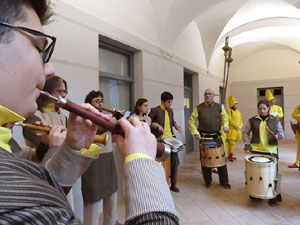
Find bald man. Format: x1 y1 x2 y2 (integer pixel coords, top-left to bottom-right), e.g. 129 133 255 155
189 89 231 189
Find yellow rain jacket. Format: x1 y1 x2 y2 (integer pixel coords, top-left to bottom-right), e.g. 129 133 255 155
292 105 300 141
226 96 243 141
265 89 283 119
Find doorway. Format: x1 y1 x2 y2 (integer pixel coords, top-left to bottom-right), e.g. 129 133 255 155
257 87 284 129
184 72 194 153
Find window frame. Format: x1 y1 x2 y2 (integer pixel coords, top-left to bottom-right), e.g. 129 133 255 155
98 41 134 110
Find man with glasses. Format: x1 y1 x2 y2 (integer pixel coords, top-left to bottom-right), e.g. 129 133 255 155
0 1 178 224
0 0 110 223
189 88 231 189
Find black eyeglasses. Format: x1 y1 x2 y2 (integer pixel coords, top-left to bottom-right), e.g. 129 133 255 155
0 21 56 63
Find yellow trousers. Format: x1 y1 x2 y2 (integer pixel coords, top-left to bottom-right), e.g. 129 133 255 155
228 139 236 155
296 140 300 167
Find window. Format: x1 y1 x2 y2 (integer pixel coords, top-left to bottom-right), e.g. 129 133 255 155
99 41 134 111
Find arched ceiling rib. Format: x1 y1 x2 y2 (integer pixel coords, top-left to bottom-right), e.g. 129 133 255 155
158 0 245 49
193 0 248 69
214 17 300 62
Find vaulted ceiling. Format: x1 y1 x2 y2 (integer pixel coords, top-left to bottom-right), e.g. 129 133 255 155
59 0 300 80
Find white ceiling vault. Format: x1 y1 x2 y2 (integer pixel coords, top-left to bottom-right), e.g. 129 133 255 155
60 0 300 81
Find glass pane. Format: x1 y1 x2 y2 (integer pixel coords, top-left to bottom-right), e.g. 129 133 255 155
99 78 130 112
184 74 192 88
99 48 129 77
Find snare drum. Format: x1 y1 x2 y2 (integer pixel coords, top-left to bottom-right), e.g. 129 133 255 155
200 140 226 168
245 154 277 199
163 137 183 153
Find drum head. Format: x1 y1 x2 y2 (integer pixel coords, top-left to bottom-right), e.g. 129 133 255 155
163 137 183 148
248 156 274 163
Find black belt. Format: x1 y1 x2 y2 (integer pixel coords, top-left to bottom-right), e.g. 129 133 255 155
199 132 220 139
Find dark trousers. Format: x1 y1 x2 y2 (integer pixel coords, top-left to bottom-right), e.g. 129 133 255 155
170 152 179 186
201 164 229 185
199 137 229 185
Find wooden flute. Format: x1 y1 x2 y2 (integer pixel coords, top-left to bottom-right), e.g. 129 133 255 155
16 123 108 146
40 91 170 161
100 107 115 114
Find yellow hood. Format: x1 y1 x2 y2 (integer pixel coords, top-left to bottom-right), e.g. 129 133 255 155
228 95 238 108
265 89 275 101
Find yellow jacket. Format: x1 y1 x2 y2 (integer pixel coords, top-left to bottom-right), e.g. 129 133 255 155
292 105 300 140
269 105 283 119
226 108 243 141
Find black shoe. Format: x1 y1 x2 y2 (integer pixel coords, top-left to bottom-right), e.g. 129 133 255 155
275 194 282 202
268 199 277 206
205 183 211 189
222 183 231 189
170 185 180 193
249 196 261 202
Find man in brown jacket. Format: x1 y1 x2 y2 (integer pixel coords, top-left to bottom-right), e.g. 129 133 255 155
189 89 231 189
149 91 182 192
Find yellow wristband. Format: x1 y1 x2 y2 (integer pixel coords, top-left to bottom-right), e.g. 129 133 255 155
124 153 153 165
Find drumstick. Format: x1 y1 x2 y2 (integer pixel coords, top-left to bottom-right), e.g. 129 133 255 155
15 122 108 146
266 126 277 139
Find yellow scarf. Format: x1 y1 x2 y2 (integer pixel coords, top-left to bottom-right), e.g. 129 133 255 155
160 104 172 139
43 103 56 112
0 105 25 152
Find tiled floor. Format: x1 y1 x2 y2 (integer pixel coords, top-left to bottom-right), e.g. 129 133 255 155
173 140 300 225
105 139 300 225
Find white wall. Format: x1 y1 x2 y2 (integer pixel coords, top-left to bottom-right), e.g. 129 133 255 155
230 48 300 82
140 51 187 160
62 0 161 45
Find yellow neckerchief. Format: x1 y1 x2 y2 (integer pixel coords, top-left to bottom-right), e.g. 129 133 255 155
251 115 277 154
43 103 57 112
139 112 145 116
0 105 25 153
160 104 172 139
204 101 214 107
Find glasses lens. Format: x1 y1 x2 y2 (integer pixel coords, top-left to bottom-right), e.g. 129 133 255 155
42 38 56 63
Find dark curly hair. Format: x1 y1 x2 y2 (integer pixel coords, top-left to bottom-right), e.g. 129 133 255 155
161 91 173 102
85 90 104 104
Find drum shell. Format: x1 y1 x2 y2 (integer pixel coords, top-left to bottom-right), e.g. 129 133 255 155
245 155 277 199
200 142 226 168
157 158 171 184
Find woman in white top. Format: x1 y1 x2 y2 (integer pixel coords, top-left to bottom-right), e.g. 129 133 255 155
131 98 151 126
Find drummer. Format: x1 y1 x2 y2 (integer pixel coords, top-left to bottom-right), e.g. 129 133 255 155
149 91 182 192
242 99 284 205
188 88 231 189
